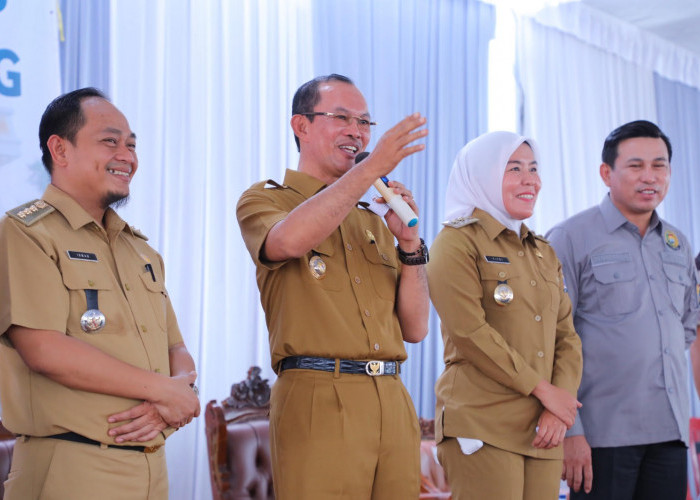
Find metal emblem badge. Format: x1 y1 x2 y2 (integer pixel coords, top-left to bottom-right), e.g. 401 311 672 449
534 248 543 259
365 361 384 376
308 255 327 279
493 281 514 306
80 309 106 332
365 229 376 244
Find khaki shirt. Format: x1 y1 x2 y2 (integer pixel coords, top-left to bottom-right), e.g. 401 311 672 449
236 169 406 370
427 209 582 458
0 185 182 446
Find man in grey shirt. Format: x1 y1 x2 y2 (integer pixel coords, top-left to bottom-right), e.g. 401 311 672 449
547 120 699 500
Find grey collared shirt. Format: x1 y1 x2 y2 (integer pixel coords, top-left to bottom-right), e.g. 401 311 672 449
547 194 699 447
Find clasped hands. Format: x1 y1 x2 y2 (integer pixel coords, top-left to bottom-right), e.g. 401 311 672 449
107 371 200 443
531 380 581 449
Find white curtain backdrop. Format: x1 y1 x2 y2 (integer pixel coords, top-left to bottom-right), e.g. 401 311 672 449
10 1 700 498
515 13 658 235
107 1 494 498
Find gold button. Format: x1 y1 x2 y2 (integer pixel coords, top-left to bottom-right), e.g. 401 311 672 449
534 315 541 322
537 351 544 358
364 309 371 317
381 253 388 261
498 271 506 278
87 280 95 287
355 276 361 284
141 325 148 332
530 280 536 286
374 343 380 351
518 251 524 257
346 243 353 251
125 283 130 291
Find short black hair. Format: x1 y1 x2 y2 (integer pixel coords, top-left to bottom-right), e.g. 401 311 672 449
39 87 108 174
291 74 354 151
601 120 672 168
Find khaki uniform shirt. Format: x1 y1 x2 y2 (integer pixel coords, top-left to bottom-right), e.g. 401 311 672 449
0 185 182 446
427 209 582 458
236 169 406 370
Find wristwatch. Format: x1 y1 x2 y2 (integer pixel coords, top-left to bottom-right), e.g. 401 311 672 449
397 238 429 266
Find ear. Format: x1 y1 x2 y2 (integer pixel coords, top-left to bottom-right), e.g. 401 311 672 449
290 114 310 145
599 162 612 187
47 135 69 169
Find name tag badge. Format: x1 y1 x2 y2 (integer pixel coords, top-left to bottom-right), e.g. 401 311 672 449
485 255 510 264
67 251 98 262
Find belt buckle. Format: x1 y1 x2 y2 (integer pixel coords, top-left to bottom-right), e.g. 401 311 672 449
143 445 162 454
365 360 385 376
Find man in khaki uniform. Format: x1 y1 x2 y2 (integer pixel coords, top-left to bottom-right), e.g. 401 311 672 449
237 74 430 499
0 88 200 500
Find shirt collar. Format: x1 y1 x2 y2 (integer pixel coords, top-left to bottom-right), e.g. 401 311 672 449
473 207 535 243
599 193 661 235
282 169 327 199
280 168 370 210
43 184 130 235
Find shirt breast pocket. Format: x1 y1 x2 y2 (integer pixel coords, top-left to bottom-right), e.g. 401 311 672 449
361 242 399 301
590 253 639 316
303 239 345 292
539 266 562 313
478 265 522 311
61 265 121 336
139 272 168 330
661 255 691 316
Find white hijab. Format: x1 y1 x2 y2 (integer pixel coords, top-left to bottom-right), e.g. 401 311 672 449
444 131 539 233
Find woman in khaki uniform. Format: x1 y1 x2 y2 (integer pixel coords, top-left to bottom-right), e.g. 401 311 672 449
427 131 583 499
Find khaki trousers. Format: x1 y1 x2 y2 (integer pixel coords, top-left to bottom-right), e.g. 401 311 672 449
4 436 168 500
437 437 561 500
270 369 420 499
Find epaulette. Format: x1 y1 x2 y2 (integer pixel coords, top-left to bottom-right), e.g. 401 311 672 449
442 216 479 228
130 226 149 241
6 199 55 226
264 179 286 189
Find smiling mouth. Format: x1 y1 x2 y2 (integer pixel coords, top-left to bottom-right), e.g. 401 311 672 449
339 145 358 154
517 194 535 200
107 168 131 178
639 188 657 194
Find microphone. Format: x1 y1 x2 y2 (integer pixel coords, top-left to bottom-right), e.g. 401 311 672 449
355 151 418 227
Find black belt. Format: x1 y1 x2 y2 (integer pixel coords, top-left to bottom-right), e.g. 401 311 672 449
280 356 400 376
44 431 162 453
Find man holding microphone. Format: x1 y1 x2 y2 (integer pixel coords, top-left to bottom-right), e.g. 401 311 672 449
237 74 429 499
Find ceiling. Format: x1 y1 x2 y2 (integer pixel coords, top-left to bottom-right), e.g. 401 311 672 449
581 0 700 56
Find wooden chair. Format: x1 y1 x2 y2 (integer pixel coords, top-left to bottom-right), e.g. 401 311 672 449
204 367 451 499
0 420 15 500
205 367 273 500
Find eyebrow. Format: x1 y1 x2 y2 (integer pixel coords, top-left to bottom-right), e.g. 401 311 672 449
625 156 667 162
333 106 371 119
103 127 137 140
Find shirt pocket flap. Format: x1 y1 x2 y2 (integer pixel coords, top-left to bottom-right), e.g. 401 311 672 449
311 238 335 257
478 264 520 281
139 271 167 294
361 243 398 268
591 253 634 284
661 256 691 286
61 265 113 291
